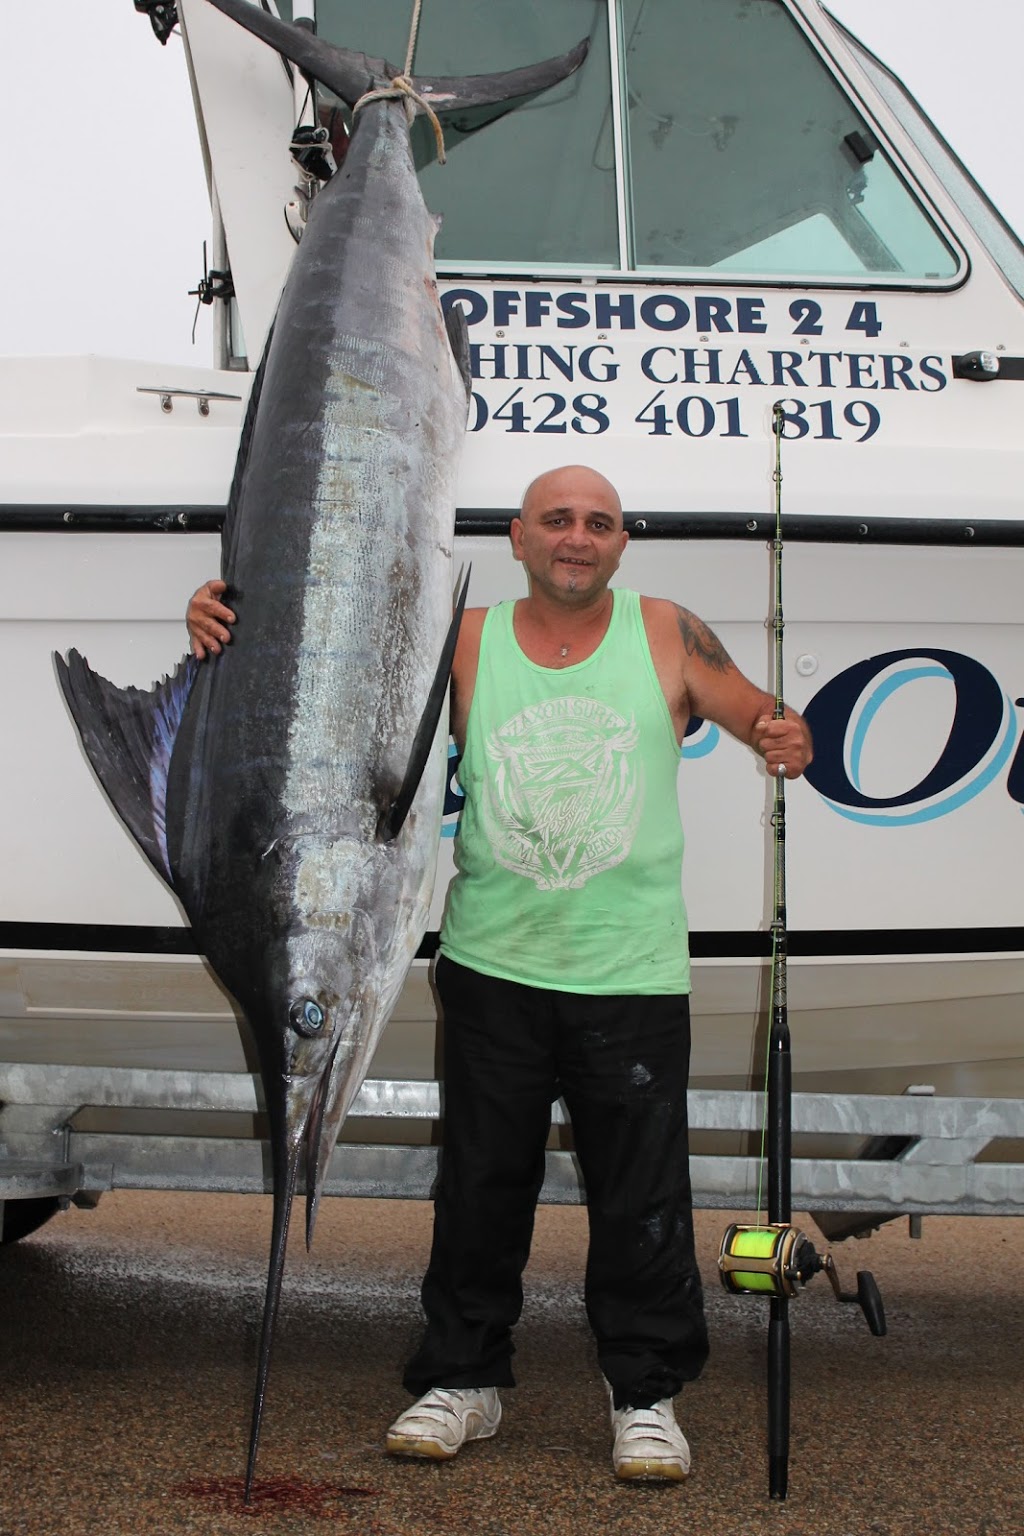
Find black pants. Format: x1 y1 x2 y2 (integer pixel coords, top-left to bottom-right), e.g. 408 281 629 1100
403 956 709 1409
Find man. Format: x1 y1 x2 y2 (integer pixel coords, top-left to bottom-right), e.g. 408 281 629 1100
187 463 812 1483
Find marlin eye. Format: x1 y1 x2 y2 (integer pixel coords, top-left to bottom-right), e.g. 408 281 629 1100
290 998 325 1037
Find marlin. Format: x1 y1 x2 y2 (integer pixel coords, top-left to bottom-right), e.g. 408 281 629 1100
55 1 586 1496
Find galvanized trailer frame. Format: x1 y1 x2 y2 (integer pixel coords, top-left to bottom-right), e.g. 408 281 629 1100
2 1063 1021 1230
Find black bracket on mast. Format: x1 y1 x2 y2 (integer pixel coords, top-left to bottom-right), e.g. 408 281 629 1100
188 243 235 344
133 1 179 46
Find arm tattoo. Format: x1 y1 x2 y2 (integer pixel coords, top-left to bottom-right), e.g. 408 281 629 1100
674 605 733 673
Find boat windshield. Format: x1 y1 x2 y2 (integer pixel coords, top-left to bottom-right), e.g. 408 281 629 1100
833 15 1024 304
303 0 959 284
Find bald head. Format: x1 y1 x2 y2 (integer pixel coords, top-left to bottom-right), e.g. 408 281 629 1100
520 465 623 528
510 464 628 603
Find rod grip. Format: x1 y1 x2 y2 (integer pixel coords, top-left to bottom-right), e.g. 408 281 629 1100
768 1296 790 1500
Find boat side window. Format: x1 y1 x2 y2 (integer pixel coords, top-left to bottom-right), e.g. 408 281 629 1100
309 0 958 283
621 0 957 280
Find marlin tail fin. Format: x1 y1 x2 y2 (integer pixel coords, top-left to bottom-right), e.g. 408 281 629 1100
204 0 587 123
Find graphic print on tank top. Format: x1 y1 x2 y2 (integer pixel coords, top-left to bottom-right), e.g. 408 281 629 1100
482 694 645 891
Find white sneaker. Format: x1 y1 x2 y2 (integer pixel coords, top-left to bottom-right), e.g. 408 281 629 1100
386 1387 502 1460
610 1396 691 1482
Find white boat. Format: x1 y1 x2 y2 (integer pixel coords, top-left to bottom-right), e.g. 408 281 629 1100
2 0 1022 1230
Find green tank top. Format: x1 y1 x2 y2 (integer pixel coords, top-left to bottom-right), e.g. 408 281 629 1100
440 589 690 994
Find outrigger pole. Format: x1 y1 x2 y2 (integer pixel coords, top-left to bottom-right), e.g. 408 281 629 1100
718 405 887 1501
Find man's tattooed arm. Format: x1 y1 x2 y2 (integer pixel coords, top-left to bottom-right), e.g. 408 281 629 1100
673 605 733 673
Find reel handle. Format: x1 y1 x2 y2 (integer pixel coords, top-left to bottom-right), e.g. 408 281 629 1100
857 1272 887 1337
816 1253 890 1339
821 1255 887 1337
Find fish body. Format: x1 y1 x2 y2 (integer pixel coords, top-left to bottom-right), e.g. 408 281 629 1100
172 92 464 1189
55 2 587 1493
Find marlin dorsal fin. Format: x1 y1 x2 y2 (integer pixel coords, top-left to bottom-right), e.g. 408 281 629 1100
54 649 199 885
378 566 471 843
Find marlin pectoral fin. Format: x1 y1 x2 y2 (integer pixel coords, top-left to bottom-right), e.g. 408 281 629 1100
303 1039 341 1250
378 566 471 843
444 302 472 400
55 649 199 885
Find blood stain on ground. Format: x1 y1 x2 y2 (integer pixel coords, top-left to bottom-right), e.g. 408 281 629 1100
177 1475 382 1520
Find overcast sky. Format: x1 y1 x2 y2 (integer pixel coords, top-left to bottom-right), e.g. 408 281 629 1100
0 1 1021 367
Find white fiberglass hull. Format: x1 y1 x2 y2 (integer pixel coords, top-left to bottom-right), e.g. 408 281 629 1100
2 353 1023 1105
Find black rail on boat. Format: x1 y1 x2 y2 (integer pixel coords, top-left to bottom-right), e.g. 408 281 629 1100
4 505 1024 545
1 922 1022 958
0 507 226 532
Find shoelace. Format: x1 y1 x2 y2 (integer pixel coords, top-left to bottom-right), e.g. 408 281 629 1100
614 1406 680 1446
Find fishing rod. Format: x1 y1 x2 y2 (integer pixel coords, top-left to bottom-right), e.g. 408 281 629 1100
718 403 887 1501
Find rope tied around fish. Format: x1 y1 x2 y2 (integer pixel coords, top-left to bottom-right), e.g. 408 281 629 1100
352 76 447 164
351 0 445 164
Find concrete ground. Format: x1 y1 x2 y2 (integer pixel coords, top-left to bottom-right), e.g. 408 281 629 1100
1 1192 1021 1536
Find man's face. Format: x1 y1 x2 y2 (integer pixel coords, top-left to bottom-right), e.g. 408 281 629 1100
510 468 628 604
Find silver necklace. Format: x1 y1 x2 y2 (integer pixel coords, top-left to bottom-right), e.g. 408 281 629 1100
560 644 570 658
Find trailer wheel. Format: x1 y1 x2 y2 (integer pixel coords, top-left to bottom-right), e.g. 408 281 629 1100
1 1196 61 1245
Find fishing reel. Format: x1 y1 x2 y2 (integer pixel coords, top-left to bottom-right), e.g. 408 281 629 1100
719 1222 887 1336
